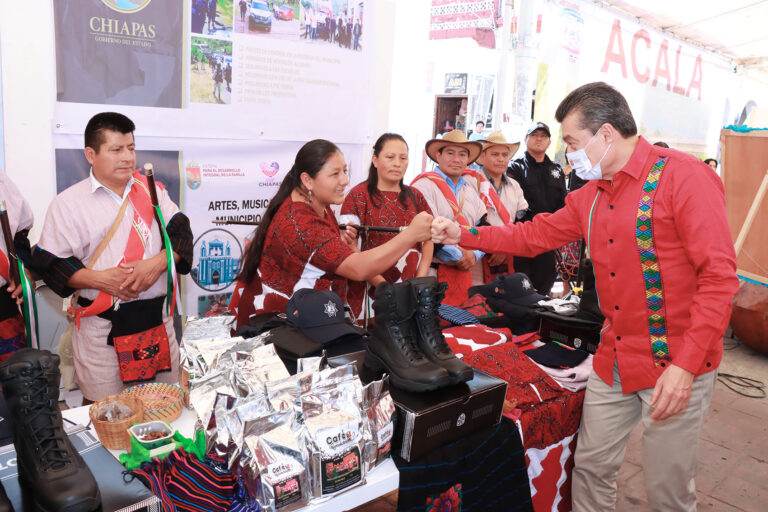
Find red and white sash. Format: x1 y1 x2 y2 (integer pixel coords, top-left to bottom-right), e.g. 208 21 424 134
411 171 474 306
73 172 167 326
463 169 511 224
462 169 514 282
0 250 8 282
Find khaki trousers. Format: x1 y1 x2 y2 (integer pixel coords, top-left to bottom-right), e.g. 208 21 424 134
572 363 716 512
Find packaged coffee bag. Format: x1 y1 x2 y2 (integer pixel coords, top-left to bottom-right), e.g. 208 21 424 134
300 370 366 500
361 376 396 470
243 410 310 512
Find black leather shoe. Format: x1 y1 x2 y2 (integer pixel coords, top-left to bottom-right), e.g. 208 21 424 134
410 277 474 385
365 281 451 392
0 349 101 512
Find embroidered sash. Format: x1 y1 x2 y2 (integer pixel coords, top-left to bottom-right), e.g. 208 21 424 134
74 171 166 326
462 169 511 224
462 169 514 281
0 250 8 281
636 156 671 366
411 172 473 305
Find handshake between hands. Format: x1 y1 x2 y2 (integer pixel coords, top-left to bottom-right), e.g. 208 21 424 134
402 214 463 245
430 216 462 245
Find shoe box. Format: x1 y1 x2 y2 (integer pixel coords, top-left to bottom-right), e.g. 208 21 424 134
339 352 508 463
538 314 602 355
390 369 507 461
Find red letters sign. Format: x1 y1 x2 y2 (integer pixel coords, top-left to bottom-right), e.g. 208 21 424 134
600 19 703 101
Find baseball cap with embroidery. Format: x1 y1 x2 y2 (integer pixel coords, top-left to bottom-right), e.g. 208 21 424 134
469 273 548 306
286 289 360 344
526 122 551 138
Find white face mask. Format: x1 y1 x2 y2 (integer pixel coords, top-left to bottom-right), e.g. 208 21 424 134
566 132 611 180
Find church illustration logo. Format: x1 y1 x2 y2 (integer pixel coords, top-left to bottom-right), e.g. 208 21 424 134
101 0 153 14
190 229 243 292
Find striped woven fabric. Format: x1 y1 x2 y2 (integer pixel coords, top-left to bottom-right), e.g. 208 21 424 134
132 449 236 512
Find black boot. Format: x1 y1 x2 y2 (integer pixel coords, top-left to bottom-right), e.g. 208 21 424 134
410 277 474 385
0 480 13 512
0 349 101 512
365 282 451 392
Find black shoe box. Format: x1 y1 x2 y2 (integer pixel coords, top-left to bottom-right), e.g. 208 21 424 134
538 313 602 354
328 353 508 462
390 369 507 461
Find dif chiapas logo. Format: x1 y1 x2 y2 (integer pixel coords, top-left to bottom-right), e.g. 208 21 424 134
101 0 152 13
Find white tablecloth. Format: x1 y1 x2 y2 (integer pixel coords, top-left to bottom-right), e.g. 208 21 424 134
62 406 399 512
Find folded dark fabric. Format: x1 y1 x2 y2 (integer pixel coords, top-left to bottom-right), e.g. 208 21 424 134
438 304 479 326
394 419 532 512
524 342 589 369
485 297 539 335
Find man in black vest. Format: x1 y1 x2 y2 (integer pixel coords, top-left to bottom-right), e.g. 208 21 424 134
507 122 567 296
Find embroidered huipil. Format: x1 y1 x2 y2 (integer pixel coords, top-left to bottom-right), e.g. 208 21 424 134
339 183 432 320
459 137 739 392
230 197 354 328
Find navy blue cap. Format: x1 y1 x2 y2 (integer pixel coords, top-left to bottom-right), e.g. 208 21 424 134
469 273 547 306
286 289 359 344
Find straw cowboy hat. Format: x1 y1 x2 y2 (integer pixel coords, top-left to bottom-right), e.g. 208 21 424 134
480 131 521 154
425 130 483 164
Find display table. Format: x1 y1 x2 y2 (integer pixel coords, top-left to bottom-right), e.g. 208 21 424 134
462 338 585 512
63 405 400 512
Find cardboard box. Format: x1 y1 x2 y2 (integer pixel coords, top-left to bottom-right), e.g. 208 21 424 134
388 369 507 462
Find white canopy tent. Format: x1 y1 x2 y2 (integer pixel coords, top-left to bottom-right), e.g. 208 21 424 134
603 1 768 78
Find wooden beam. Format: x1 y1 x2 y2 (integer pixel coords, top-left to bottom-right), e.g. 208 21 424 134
737 269 768 285
734 170 768 256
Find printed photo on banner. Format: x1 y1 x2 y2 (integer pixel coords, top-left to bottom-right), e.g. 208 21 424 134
300 0 364 51
54 148 182 204
53 0 183 108
191 0 234 39
197 292 234 317
234 0 300 40
190 37 233 104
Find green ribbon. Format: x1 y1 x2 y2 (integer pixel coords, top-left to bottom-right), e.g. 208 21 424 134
153 205 175 315
16 259 39 348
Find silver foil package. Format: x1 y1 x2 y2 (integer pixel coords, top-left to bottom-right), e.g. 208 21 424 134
361 376 396 470
266 372 313 414
183 315 235 340
189 370 236 429
300 369 367 500
224 392 274 469
245 344 291 386
295 352 327 374
243 410 310 512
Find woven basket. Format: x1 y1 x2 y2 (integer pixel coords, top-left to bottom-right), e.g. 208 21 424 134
181 368 190 407
89 395 144 450
120 382 184 423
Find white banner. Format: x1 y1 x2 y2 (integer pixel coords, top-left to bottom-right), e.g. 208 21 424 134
53 0 373 144
534 0 734 152
182 140 364 316
51 0 374 317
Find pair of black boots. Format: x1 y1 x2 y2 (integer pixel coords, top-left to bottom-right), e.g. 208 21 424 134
365 277 473 392
0 349 101 512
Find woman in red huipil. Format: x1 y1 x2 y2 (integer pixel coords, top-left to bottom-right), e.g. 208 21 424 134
229 139 432 330
340 133 434 321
